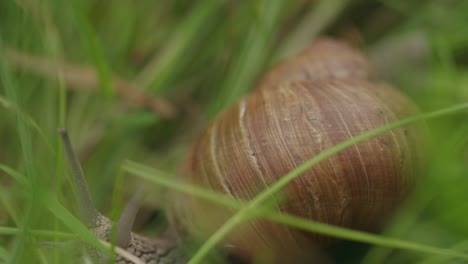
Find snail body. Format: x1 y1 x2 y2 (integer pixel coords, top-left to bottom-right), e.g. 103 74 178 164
175 38 426 262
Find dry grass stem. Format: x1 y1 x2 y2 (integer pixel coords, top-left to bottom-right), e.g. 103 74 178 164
4 48 177 118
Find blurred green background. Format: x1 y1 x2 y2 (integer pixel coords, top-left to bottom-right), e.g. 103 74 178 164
0 0 467 263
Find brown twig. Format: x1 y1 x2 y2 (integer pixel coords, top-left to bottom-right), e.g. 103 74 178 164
4 48 177 118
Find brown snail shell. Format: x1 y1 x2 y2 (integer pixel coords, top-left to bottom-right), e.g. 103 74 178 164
174 39 426 263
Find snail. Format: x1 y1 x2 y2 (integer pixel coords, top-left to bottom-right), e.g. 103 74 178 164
175 38 426 262
59 38 426 263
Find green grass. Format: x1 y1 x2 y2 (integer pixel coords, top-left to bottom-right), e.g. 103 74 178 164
0 0 468 263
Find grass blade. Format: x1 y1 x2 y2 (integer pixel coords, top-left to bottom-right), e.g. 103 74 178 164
135 0 222 92
275 0 350 61
69 0 112 97
0 226 74 239
0 34 38 263
207 0 285 118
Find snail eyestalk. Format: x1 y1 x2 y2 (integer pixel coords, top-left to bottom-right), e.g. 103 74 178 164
57 127 100 227
57 128 182 263
116 187 147 247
